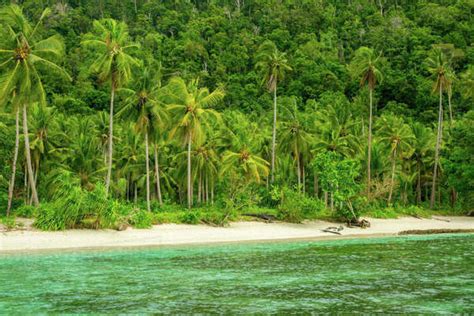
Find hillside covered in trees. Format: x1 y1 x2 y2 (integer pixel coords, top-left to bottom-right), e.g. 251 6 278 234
0 0 473 229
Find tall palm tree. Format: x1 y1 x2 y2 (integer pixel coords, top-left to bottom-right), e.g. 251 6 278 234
30 104 59 189
425 48 450 208
4 106 20 215
117 65 167 211
255 40 292 183
376 114 415 204
164 77 224 209
348 47 383 200
81 18 139 196
0 5 70 207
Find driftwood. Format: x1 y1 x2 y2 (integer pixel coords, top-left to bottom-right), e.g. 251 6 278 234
242 213 276 222
321 229 342 235
399 229 474 235
347 218 371 228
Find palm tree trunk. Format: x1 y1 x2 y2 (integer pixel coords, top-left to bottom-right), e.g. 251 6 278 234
205 175 209 204
6 109 20 216
153 144 163 206
187 132 193 209
302 163 306 194
24 164 28 204
134 183 138 204
22 104 39 206
450 187 457 208
211 184 214 205
388 148 397 205
430 84 443 209
330 192 334 211
270 81 277 183
296 152 301 191
144 131 151 212
198 171 202 204
416 161 422 204
105 84 115 196
367 88 373 200
314 173 319 198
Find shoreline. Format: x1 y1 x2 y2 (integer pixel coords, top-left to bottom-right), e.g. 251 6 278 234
1 216 473 254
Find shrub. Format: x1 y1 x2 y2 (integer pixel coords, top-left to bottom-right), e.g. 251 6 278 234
34 172 115 230
13 205 37 218
129 208 153 229
277 187 326 223
180 211 201 224
1 216 17 230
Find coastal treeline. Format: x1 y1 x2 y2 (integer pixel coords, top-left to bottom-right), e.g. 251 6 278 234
0 0 473 229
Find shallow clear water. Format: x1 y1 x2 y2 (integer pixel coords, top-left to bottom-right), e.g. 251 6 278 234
1 234 473 314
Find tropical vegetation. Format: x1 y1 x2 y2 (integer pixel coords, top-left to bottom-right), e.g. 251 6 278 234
0 0 473 230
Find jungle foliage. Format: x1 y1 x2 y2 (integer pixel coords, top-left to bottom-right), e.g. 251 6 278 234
0 0 473 229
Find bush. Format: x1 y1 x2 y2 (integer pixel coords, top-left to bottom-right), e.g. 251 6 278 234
277 187 326 223
128 208 153 229
1 216 17 230
13 205 37 218
180 211 201 224
34 172 115 230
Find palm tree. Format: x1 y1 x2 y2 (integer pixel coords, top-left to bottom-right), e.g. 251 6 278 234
220 149 269 184
411 122 434 204
57 116 104 190
376 114 415 204
255 40 292 183
117 65 167 211
192 143 219 205
313 102 360 158
348 47 383 200
425 48 451 208
460 66 474 100
164 77 224 209
81 18 139 196
0 5 70 207
30 104 59 190
279 101 312 191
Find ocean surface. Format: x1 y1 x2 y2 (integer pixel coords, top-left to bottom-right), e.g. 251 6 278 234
1 234 473 314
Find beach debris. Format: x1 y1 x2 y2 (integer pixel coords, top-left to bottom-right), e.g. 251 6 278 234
347 218 371 228
242 213 276 222
321 225 344 235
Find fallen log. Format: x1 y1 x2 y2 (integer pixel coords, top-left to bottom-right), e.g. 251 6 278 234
242 213 276 222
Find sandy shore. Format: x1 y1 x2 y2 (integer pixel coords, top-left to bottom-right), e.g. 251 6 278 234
1 216 473 253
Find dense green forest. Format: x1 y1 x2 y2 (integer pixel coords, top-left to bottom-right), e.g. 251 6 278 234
0 0 473 230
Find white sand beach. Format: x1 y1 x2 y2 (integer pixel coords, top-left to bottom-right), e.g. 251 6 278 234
1 216 473 253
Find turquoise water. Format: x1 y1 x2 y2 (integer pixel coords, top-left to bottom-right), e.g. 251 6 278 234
1 234 473 314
